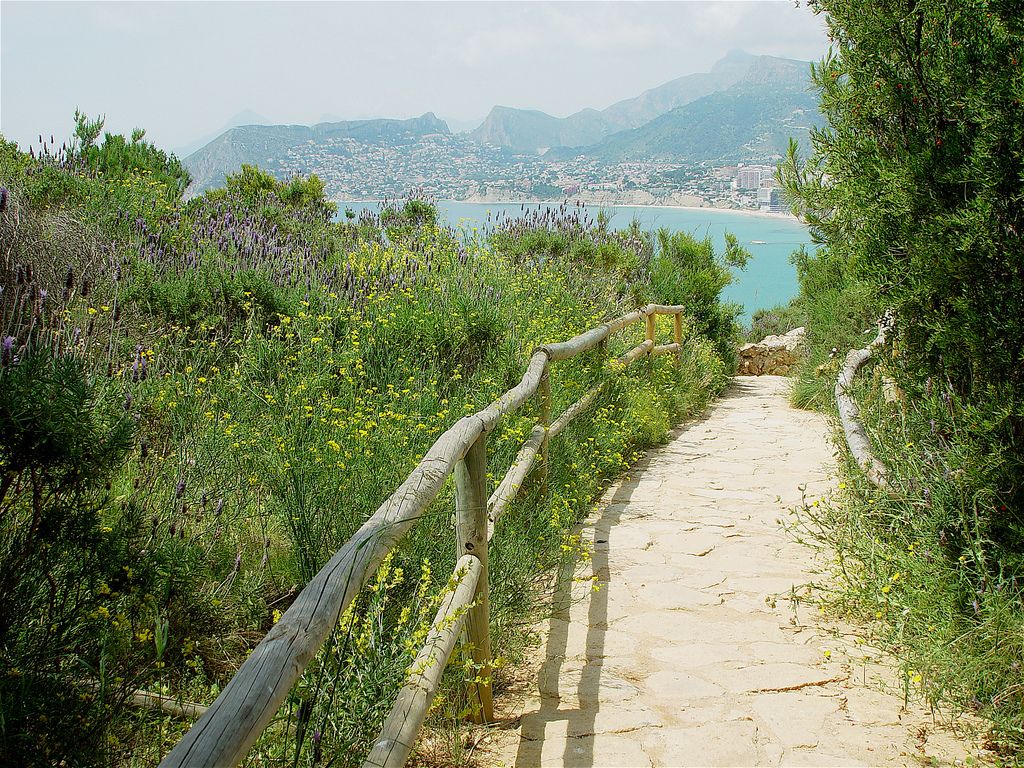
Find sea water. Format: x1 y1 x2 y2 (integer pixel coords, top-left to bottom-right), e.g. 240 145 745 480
336 200 814 320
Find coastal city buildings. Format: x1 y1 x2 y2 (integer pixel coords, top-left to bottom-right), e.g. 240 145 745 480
276 132 787 211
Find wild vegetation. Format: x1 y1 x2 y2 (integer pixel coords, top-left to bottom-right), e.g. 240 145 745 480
0 112 743 766
760 0 1024 756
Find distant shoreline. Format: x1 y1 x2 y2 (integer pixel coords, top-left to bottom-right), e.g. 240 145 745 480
333 196 799 222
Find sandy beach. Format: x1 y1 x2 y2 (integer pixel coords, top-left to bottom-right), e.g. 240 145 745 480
331 195 799 222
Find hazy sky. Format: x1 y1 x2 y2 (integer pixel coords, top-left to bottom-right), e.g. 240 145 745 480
1 1 830 156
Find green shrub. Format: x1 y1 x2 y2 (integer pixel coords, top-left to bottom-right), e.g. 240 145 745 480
0 346 137 764
649 228 748 370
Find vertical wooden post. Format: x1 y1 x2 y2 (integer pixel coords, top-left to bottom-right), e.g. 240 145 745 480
673 311 683 369
539 364 551 498
454 434 493 723
646 312 656 380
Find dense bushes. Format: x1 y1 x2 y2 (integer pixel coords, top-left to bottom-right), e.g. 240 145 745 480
649 228 748 369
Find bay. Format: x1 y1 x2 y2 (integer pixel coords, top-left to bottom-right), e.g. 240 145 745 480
336 200 814 320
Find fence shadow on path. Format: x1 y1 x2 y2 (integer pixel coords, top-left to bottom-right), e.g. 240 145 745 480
506 383 752 767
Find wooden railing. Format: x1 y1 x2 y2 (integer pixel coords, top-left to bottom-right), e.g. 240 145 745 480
835 313 893 491
159 303 686 768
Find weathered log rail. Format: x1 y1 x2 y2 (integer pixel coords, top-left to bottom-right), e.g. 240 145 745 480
835 314 893 490
159 303 687 768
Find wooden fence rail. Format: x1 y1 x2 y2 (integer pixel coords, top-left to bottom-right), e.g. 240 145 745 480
835 314 893 490
159 303 686 768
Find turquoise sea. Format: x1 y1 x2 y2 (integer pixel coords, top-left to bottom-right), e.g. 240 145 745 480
336 200 814 320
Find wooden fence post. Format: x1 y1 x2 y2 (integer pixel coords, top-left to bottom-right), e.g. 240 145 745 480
539 364 551 498
454 434 493 723
646 312 656 380
673 311 683 368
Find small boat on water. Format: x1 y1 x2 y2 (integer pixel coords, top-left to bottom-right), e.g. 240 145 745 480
749 240 767 244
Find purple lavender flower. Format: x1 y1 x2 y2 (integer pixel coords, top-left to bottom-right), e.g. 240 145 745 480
1 336 15 366
215 498 224 516
175 478 186 499
0 188 7 213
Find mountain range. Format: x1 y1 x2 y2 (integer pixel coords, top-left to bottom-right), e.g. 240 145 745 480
467 48 759 153
553 55 820 164
181 50 822 196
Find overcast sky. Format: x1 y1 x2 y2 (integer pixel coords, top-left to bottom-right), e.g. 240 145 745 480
1 1 830 157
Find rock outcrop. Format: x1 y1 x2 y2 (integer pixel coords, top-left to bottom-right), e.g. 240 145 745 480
737 327 806 376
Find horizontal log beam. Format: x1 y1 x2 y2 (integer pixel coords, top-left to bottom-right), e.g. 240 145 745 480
835 321 891 490
550 383 601 439
488 424 546 536
539 304 685 361
618 339 655 367
652 343 681 357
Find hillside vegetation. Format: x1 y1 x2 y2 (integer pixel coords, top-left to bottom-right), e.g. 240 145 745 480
764 0 1024 755
0 115 743 766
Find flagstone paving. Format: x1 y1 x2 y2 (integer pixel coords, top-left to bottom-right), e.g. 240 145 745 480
480 376 987 768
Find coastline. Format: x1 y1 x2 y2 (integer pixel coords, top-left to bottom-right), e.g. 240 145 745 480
332 195 799 222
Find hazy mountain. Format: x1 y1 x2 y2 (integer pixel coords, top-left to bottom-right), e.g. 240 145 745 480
172 109 271 159
181 51 820 198
183 112 450 195
600 49 757 129
468 49 757 153
468 106 612 153
548 55 821 164
442 115 487 134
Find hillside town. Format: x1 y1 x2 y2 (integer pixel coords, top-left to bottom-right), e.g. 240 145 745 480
277 131 788 211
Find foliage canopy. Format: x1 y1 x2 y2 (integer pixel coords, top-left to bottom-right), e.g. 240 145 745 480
780 0 1024 396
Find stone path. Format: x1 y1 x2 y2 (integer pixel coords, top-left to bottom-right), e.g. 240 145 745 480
481 376 984 768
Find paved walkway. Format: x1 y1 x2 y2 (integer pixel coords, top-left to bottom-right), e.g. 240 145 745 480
482 376 982 768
